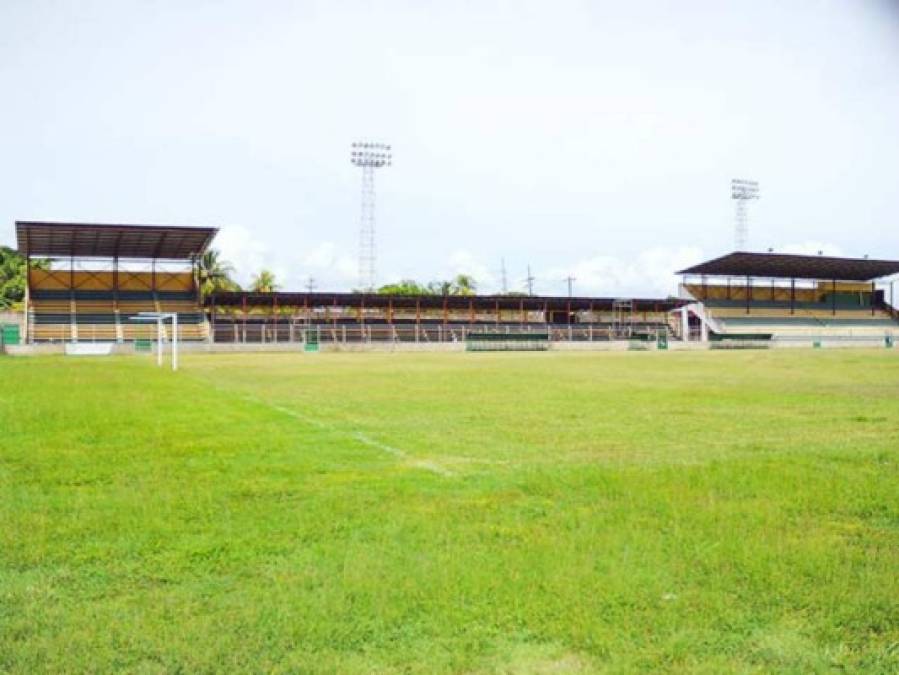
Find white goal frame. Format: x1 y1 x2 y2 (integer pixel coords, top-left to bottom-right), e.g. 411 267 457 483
129 312 179 371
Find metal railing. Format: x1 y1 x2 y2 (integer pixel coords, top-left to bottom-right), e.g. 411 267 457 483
210 322 671 345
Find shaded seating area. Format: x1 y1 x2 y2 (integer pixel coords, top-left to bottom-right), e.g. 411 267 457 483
206 291 686 344
678 251 899 340
18 222 217 344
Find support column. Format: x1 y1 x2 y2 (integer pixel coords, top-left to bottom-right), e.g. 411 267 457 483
272 295 278 343
790 278 795 315
872 281 876 316
241 294 247 343
745 276 751 314
23 251 30 343
832 279 836 316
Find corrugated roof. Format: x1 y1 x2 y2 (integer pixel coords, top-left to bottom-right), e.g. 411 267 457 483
678 251 899 281
16 221 218 259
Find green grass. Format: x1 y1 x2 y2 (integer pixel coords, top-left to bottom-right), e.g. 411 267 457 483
1 350 898 673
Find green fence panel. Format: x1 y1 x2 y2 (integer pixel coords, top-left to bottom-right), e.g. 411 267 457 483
465 332 550 352
1 324 20 346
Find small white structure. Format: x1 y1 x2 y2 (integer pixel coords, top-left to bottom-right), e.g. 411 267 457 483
65 343 114 356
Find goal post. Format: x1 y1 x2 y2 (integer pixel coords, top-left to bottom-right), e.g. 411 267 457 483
129 312 179 371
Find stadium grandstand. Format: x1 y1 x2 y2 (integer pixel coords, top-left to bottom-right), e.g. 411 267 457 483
678 251 899 343
17 221 216 344
207 292 686 344
13 221 899 349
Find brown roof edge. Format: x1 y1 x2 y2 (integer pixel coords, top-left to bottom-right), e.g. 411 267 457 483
15 221 219 260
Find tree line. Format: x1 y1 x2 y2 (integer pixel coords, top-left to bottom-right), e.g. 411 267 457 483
201 251 482 296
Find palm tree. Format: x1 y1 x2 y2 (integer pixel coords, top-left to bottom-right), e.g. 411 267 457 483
198 249 239 297
250 269 279 293
428 280 454 296
452 274 477 296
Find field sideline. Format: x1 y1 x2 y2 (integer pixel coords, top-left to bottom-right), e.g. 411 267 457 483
2 350 898 672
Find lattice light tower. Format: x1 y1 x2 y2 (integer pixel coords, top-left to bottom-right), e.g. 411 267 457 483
351 142 392 291
731 178 760 250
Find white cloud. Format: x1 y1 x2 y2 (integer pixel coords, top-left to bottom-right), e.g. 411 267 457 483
215 225 268 287
300 242 356 288
546 246 704 298
215 232 359 291
447 249 496 290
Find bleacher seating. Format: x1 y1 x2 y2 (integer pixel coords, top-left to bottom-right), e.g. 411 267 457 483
683 282 899 339
28 270 208 343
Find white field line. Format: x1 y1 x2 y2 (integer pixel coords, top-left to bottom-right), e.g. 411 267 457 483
241 394 454 477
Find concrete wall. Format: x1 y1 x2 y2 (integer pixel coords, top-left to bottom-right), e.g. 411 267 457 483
0 311 23 327
4 338 896 356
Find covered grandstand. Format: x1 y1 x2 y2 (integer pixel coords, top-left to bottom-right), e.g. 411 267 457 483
207 291 687 344
17 221 216 344
14 221 899 349
678 251 899 342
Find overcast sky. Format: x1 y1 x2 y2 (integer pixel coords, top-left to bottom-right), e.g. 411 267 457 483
1 0 897 296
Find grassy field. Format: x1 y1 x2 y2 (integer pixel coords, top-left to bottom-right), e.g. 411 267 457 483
1 350 898 673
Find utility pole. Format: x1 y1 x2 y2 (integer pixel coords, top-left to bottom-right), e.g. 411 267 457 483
564 275 576 297
525 264 536 296
305 276 317 293
500 258 508 294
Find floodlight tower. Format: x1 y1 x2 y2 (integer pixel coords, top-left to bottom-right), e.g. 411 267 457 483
731 178 760 250
351 142 392 291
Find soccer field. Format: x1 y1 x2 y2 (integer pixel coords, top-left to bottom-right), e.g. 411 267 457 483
2 350 898 673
